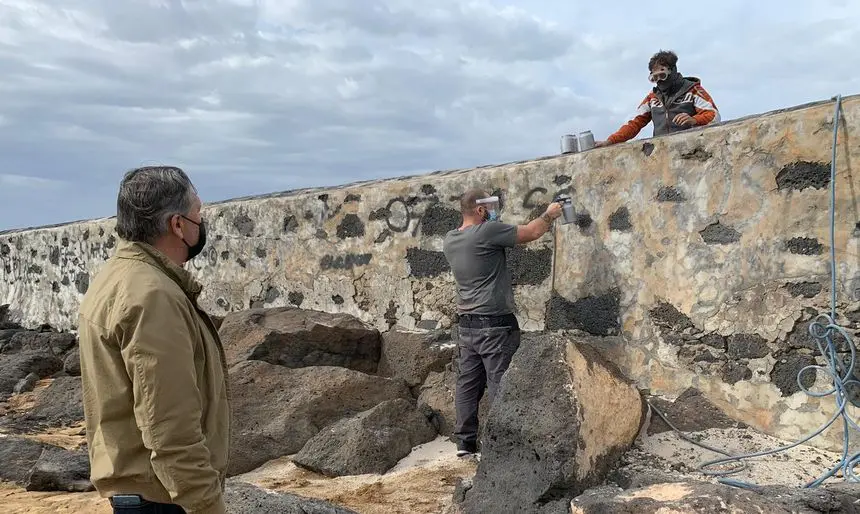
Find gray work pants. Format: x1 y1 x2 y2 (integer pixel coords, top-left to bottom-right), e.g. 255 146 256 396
453 322 521 446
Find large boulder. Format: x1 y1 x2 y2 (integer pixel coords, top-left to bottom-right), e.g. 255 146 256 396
0 351 64 395
461 332 644 514
0 436 49 484
219 307 381 373
379 328 455 388
570 481 860 514
63 347 81 376
0 436 92 492
0 328 24 350
293 398 437 477
13 372 39 394
5 376 84 431
416 364 488 437
227 360 411 475
25 444 94 492
225 481 357 513
2 330 77 356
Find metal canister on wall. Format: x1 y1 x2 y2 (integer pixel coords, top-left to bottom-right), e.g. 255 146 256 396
578 130 595 151
560 134 579 154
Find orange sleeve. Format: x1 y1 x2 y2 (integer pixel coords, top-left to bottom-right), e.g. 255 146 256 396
607 93 653 144
690 85 719 126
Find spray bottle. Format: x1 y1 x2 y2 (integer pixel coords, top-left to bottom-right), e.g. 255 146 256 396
553 193 575 225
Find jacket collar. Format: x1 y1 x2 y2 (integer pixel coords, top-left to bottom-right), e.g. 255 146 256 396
653 75 696 104
115 239 203 300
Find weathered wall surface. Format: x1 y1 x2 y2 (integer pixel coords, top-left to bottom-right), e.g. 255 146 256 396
1 95 859 451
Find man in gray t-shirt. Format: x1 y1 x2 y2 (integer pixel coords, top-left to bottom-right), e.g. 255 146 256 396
443 221 517 317
442 188 562 456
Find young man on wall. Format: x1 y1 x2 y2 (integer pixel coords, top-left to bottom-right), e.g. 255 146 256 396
596 49 720 147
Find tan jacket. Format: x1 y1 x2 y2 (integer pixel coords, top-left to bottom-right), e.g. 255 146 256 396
78 240 231 514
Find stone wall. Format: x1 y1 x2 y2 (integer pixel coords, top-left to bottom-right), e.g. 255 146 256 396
2 95 859 451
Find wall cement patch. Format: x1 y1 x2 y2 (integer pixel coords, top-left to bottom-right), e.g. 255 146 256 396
3 95 860 452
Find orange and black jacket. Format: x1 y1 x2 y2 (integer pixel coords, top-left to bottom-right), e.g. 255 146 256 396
607 76 720 144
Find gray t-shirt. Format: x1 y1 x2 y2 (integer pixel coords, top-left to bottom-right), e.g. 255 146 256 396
442 221 518 316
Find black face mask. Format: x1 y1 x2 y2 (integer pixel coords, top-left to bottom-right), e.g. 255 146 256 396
180 216 207 262
656 71 681 93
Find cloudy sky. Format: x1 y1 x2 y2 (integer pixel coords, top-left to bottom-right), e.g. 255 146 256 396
0 0 858 231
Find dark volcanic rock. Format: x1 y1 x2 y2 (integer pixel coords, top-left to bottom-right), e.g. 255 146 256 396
227 360 411 476
650 302 695 332
570 480 860 514
771 352 817 396
63 348 81 376
699 221 742 244
416 364 489 437
785 281 822 299
293 398 437 477
225 481 357 514
7 376 84 431
219 307 382 373
545 291 621 335
0 351 64 395
417 367 456 436
13 372 39 394
26 445 94 492
0 328 24 350
646 388 747 435
379 328 455 388
721 361 753 385
0 436 49 485
726 333 770 359
4 331 77 356
461 332 644 513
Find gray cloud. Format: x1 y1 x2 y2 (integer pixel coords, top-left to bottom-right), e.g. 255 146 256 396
0 0 858 230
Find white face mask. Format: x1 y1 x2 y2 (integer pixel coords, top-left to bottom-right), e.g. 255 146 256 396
476 196 500 221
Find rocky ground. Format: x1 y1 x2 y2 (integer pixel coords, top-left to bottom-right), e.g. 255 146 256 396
0 437 477 514
2 305 860 513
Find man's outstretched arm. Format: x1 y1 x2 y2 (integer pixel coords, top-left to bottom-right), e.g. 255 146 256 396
516 202 563 244
600 94 653 146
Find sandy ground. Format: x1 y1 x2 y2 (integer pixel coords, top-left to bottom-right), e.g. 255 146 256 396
0 436 476 514
0 420 851 513
0 482 109 514
235 436 477 514
0 379 51 416
0 377 87 451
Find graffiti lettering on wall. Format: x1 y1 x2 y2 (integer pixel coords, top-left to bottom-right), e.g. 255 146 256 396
367 193 460 239
320 253 373 270
522 185 574 209
377 198 411 233
522 187 548 209
187 247 220 271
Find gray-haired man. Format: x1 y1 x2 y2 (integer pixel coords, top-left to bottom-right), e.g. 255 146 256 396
443 188 562 456
78 166 230 513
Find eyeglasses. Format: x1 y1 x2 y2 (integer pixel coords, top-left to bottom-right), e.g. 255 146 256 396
649 70 669 83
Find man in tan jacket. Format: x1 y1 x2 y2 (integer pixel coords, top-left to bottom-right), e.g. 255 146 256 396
78 166 230 514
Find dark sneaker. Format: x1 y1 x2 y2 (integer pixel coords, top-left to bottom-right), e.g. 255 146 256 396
456 441 478 457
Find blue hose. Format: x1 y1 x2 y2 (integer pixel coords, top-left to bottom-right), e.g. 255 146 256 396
647 95 858 489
